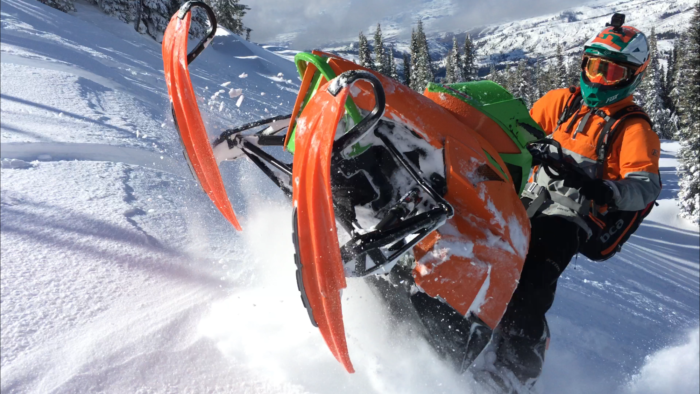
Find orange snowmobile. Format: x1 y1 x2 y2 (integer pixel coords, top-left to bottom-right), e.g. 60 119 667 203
163 2 548 374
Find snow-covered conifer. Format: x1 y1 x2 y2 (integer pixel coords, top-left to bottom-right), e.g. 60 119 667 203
640 28 675 139
38 0 75 12
445 47 455 83
418 21 434 75
359 31 374 70
555 43 566 88
411 21 434 92
676 1 700 223
207 0 249 35
450 37 463 82
106 0 207 41
533 58 544 100
374 24 389 75
515 59 535 107
462 34 477 81
409 29 419 90
505 65 518 94
665 41 680 114
565 56 580 88
389 48 399 80
488 63 497 82
403 52 411 85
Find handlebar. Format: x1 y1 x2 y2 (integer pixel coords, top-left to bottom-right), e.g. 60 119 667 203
526 139 589 186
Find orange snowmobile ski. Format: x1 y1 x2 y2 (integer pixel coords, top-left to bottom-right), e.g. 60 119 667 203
162 2 241 231
162 1 544 374
290 76 366 373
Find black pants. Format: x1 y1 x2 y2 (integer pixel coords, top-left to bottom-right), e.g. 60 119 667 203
495 215 585 383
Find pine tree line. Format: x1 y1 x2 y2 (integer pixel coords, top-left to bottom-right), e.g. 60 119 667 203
357 21 479 93
357 24 406 84
487 43 580 108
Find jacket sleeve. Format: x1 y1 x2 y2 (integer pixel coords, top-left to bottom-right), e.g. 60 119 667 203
529 88 573 135
605 118 661 211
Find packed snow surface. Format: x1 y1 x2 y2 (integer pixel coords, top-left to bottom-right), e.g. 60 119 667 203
1 1 698 393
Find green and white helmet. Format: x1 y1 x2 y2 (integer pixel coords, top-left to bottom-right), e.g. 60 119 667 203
580 15 650 108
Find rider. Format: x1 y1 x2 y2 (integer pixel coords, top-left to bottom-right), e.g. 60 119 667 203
489 15 661 389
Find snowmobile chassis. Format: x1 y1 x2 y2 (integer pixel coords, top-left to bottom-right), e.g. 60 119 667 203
163 1 540 374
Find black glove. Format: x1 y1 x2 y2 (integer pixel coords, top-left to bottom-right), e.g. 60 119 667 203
579 179 615 206
563 175 615 205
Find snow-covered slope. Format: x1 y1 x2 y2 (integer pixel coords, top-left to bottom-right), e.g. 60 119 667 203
471 0 695 61
1 1 698 393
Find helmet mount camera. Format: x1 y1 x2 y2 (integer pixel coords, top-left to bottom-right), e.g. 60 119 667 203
606 13 626 34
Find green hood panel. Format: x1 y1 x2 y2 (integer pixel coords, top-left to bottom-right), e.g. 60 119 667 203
426 81 543 194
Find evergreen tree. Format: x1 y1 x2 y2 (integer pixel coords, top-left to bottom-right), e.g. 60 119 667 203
514 61 525 97
417 20 434 76
640 27 675 139
515 59 534 107
462 34 477 81
403 52 411 86
445 46 456 83
670 36 687 121
555 43 566 88
545 61 559 92
565 56 580 88
450 36 463 82
389 48 399 80
490 63 507 87
38 0 75 12
411 21 434 92
358 31 374 70
676 0 700 223
104 0 208 41
374 24 388 75
664 42 680 114
409 28 420 91
208 0 249 35
506 65 519 94
533 57 544 100
487 63 498 83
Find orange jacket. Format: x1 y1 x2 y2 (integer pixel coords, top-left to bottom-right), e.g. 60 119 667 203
528 88 661 227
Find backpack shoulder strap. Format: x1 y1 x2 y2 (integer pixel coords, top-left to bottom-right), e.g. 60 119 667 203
554 86 582 132
595 104 652 177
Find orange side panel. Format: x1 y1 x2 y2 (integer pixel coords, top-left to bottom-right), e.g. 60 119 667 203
413 137 530 329
423 91 521 154
292 81 354 373
319 57 528 328
162 14 241 231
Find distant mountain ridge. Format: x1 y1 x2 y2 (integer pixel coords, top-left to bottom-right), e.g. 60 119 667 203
263 0 695 74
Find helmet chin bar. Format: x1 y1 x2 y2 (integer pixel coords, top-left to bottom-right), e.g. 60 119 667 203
580 73 642 108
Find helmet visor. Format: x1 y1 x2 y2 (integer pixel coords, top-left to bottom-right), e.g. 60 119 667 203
582 56 631 86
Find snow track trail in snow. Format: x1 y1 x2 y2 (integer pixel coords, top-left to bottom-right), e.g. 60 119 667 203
1 1 698 393
1 142 189 177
